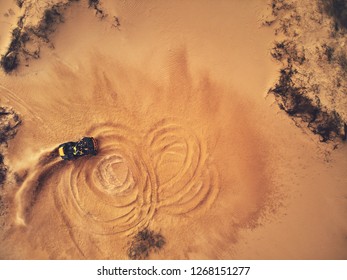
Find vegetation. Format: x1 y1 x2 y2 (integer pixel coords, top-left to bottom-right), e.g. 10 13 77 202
127 229 166 260
268 65 345 142
88 0 99 7
88 0 106 18
270 0 293 16
0 53 18 73
16 0 24 8
271 40 305 65
0 154 6 187
1 1 79 73
319 0 347 30
28 5 64 41
266 0 347 142
0 107 21 186
0 27 30 73
0 195 7 218
0 107 21 145
337 52 347 73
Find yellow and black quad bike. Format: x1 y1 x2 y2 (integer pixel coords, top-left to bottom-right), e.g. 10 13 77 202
58 137 98 160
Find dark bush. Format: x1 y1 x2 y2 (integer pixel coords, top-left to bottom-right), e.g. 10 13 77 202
16 0 24 8
88 0 99 7
270 0 294 16
337 53 347 72
0 153 6 187
320 0 347 30
1 1 77 73
88 0 106 18
269 64 345 142
308 111 344 142
127 229 166 260
321 43 335 63
0 165 6 187
0 25 30 73
0 107 21 144
0 107 21 187
271 40 306 64
0 53 19 73
44 8 61 26
38 6 64 35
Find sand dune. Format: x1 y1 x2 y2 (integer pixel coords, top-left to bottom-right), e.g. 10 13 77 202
0 0 346 259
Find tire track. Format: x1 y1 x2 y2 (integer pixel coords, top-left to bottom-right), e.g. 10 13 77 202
54 123 157 236
13 119 219 256
147 119 220 215
0 84 45 124
14 147 61 226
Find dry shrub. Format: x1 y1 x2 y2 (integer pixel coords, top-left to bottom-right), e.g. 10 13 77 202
271 40 306 64
127 229 166 260
0 155 6 187
0 27 29 73
269 64 345 142
1 1 78 73
0 107 21 186
319 0 347 30
16 0 24 8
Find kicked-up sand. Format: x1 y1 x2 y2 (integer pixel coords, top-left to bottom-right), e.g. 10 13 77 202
0 0 346 259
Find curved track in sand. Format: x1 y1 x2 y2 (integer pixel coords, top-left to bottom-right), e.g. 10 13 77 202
148 119 219 215
15 120 219 243
14 147 61 226
0 85 44 124
54 123 157 236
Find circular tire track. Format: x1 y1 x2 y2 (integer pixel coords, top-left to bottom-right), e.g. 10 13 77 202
148 120 219 215
54 123 157 236
17 120 219 257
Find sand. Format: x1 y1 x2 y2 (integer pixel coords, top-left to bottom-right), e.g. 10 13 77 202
0 0 346 259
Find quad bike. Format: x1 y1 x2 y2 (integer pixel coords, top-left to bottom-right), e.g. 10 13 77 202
58 137 98 160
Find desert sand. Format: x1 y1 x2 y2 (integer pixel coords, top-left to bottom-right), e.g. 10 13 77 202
0 0 346 259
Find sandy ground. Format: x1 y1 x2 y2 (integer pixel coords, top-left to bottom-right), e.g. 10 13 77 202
0 0 346 259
